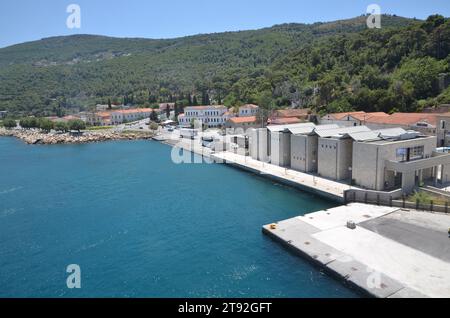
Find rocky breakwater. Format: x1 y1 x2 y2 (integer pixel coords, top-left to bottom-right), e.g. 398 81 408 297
0 128 154 145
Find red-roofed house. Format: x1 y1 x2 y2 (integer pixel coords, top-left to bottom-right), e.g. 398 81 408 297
268 108 310 126
225 116 259 129
365 113 438 135
268 117 303 125
320 111 389 127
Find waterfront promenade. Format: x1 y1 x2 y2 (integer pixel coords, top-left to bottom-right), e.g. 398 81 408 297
212 151 357 203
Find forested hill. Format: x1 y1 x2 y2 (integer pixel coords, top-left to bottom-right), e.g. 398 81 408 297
1 14 448 116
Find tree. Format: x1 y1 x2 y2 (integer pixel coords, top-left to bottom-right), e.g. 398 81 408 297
68 119 86 132
174 102 179 117
20 117 39 129
256 91 274 127
54 121 69 132
165 105 170 119
192 95 198 106
201 90 210 105
394 57 447 100
38 118 54 132
150 110 158 121
2 118 16 129
108 98 112 110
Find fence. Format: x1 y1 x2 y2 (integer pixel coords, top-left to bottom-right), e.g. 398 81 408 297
344 188 450 214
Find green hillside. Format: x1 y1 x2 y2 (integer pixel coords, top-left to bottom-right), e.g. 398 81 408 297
1 14 447 116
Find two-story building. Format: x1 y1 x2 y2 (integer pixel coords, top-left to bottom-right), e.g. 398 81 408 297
238 104 259 117
110 108 154 125
178 105 229 128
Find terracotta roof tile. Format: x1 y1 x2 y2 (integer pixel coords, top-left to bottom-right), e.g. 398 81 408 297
229 116 257 124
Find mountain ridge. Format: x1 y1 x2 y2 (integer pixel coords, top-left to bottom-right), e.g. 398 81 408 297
1 14 448 117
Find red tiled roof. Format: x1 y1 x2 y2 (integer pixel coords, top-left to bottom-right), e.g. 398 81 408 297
349 112 389 121
229 116 257 124
273 109 310 118
327 111 366 120
366 113 439 126
269 117 303 125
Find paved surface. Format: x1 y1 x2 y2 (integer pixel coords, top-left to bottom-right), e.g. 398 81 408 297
213 151 359 201
264 203 450 298
360 210 450 263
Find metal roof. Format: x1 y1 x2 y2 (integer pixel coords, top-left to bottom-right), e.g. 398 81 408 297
289 124 339 135
267 122 315 133
314 126 371 138
372 128 407 139
347 131 380 142
314 124 340 131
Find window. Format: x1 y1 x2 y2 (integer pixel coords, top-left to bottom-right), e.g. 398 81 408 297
410 146 424 160
396 148 408 162
396 146 424 162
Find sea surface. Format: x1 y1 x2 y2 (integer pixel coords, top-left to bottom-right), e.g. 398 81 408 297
0 137 359 297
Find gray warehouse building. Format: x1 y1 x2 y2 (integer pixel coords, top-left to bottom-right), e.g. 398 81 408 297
247 123 450 194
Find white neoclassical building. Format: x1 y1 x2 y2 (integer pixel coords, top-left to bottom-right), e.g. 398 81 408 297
178 105 229 128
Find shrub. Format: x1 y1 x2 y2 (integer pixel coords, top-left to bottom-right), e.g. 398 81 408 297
38 118 54 132
19 117 39 129
54 121 69 132
68 119 86 131
2 118 17 129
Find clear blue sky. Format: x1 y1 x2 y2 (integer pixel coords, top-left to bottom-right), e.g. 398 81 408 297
1 0 449 48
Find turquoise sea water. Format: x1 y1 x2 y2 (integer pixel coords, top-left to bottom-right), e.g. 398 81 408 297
0 137 359 298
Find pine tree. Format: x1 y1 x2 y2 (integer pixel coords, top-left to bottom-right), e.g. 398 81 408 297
150 109 158 121
166 105 170 119
174 102 179 117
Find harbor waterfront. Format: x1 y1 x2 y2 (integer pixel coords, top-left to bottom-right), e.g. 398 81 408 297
0 137 359 298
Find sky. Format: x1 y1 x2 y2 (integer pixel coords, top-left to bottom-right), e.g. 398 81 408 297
0 0 449 48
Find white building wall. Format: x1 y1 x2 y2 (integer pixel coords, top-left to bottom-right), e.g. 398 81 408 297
318 138 353 181
270 131 291 167
290 134 318 172
249 129 258 160
352 136 436 190
257 128 269 162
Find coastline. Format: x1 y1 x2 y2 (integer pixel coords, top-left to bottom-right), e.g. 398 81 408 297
0 127 155 145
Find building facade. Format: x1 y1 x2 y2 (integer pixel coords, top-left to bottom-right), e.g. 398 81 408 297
178 105 229 128
352 134 438 192
238 104 259 117
248 122 449 194
225 116 259 130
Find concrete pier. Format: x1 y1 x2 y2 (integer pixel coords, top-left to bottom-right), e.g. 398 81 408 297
263 203 450 298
